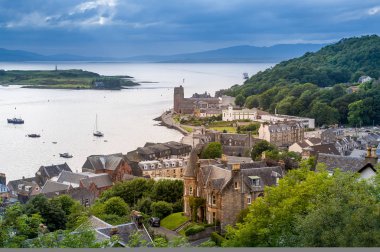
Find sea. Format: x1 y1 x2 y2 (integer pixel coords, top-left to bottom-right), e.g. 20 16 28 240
0 62 273 181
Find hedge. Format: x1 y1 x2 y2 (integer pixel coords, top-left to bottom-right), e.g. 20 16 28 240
211 232 226 246
184 224 205 236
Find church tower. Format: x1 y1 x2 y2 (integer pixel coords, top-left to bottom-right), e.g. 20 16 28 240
174 85 184 113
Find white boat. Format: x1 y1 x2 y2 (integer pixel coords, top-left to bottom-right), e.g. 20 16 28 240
93 114 104 137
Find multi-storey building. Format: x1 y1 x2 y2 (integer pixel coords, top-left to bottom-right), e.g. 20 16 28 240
259 122 304 147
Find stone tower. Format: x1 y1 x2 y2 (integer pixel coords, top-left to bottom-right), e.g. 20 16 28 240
174 85 184 113
183 144 203 218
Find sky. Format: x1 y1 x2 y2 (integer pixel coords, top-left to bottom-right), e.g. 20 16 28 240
0 0 379 57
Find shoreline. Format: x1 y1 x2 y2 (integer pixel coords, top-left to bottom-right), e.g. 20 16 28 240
154 110 189 136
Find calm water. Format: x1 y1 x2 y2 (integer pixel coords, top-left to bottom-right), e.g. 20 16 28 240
0 63 273 181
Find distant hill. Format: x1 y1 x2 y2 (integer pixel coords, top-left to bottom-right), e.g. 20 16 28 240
0 44 325 63
222 35 380 126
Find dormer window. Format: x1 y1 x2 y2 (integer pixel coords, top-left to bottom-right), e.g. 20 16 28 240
165 163 170 168
143 165 148 170
158 164 162 169
249 176 260 186
179 161 183 167
172 162 176 167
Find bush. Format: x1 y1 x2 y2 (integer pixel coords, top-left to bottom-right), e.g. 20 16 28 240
103 197 130 217
172 199 184 213
184 224 205 236
150 201 173 219
201 142 222 159
210 232 226 246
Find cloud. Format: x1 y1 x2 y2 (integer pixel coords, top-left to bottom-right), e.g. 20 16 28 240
368 6 380 15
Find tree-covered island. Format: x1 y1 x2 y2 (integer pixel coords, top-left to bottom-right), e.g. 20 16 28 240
0 69 140 90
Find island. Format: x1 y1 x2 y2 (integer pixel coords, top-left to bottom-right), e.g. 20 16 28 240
0 69 140 90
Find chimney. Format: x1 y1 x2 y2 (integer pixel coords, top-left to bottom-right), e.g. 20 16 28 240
365 146 378 166
232 163 240 171
110 227 119 236
221 154 228 167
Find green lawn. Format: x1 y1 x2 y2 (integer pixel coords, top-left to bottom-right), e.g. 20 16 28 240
181 126 193 133
160 212 189 231
208 126 237 133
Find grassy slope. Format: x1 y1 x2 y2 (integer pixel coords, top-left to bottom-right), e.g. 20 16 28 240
160 212 189 231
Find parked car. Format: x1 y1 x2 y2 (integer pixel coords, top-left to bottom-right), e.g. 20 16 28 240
149 217 160 227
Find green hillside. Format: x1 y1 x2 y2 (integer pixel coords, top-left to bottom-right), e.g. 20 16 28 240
222 35 380 126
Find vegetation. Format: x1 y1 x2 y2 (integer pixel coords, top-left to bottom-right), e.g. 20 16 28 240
250 140 276 160
0 69 139 89
201 142 222 159
222 161 380 247
222 35 380 126
184 224 205 236
160 212 189 231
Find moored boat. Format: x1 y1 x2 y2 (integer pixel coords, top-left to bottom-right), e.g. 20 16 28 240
7 118 24 124
59 153 73 158
27 134 40 138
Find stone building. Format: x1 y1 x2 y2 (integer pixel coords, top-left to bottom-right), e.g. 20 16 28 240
259 122 304 147
139 158 187 179
82 153 132 183
174 85 221 114
205 131 259 157
183 147 283 230
35 163 72 187
7 177 41 203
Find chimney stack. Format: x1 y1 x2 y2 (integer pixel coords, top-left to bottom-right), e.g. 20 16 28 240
365 146 378 166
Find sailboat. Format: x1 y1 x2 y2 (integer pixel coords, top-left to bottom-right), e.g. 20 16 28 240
93 114 104 137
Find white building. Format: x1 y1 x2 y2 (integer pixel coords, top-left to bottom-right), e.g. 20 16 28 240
260 114 315 129
222 105 258 121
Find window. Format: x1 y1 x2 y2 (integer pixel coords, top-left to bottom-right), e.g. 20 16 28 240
234 182 238 189
247 195 252 204
212 212 216 223
212 195 216 205
189 186 193 195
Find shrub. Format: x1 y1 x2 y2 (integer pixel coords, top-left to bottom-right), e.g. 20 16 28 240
150 201 173 219
210 232 226 246
184 224 205 236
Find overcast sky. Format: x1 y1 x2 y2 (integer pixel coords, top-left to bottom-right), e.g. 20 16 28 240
0 0 379 57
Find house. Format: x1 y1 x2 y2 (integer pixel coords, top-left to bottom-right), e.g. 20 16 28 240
302 143 341 159
0 173 9 200
126 141 192 165
197 108 222 118
222 105 258 121
77 215 153 247
35 163 72 187
346 86 360 94
358 76 372 83
7 177 41 203
40 171 113 205
82 153 132 182
183 146 283 230
289 140 312 153
259 114 315 129
321 128 344 144
316 147 378 179
139 158 187 179
205 131 258 157
259 122 304 148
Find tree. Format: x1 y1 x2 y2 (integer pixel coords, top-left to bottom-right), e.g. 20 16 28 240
151 179 184 203
235 94 245 107
348 100 370 126
222 163 380 247
251 140 276 160
100 178 154 206
201 142 222 159
103 197 130 217
24 194 67 231
151 201 173 219
136 197 153 215
308 101 339 126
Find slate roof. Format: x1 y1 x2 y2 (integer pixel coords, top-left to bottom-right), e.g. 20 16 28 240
221 133 250 142
224 156 253 164
80 174 113 188
184 145 203 178
41 180 70 194
38 163 72 178
162 141 192 151
83 154 124 171
96 223 153 247
57 170 88 186
307 137 322 145
311 144 340 155
7 177 36 191
317 153 372 172
239 166 283 191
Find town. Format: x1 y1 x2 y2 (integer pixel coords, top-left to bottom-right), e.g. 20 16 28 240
1 77 380 247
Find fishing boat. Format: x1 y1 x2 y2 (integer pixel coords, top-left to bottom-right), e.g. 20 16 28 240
243 72 249 80
93 114 104 137
27 134 40 138
59 153 73 158
7 118 24 124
